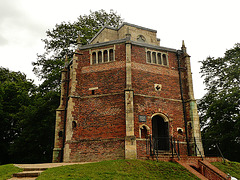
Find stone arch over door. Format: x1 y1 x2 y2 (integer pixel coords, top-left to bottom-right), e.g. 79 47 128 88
151 113 170 151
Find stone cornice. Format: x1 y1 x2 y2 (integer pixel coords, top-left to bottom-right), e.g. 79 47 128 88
79 39 126 50
79 38 177 53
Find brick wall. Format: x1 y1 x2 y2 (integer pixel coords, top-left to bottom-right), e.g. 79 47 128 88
72 95 125 140
55 41 194 162
64 44 127 162
131 44 190 157
67 138 125 162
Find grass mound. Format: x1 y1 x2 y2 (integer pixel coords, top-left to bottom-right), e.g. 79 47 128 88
211 161 240 179
38 159 199 180
0 164 22 180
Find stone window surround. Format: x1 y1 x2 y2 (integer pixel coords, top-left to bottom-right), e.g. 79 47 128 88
139 124 150 139
90 46 115 65
146 49 169 66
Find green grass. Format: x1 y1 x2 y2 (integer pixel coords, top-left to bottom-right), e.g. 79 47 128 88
211 161 240 179
0 164 22 180
37 159 199 180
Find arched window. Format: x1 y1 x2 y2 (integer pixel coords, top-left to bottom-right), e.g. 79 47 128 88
98 51 102 64
141 126 148 139
72 121 77 129
162 54 167 65
92 52 96 64
146 50 168 66
91 48 115 65
109 49 114 62
152 52 156 64
103 50 108 62
157 53 162 64
147 51 151 63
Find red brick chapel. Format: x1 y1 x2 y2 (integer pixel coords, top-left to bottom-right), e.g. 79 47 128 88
52 22 204 162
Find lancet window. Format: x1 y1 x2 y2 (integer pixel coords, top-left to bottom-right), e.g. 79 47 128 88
91 48 115 65
146 50 168 66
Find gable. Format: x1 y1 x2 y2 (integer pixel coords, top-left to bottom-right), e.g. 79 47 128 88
89 22 160 46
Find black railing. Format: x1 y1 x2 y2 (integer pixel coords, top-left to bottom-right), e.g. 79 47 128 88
202 138 227 162
148 137 227 162
194 137 204 160
216 143 226 163
148 136 181 160
171 136 180 160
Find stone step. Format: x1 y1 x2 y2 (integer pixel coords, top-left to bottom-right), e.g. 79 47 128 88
8 177 36 180
13 171 43 178
23 167 47 171
9 162 89 180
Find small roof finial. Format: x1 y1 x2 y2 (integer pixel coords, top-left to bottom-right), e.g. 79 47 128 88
182 40 185 47
181 40 187 53
64 54 68 68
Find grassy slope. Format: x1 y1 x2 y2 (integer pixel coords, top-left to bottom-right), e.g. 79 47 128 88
211 161 240 179
37 159 199 180
0 164 22 180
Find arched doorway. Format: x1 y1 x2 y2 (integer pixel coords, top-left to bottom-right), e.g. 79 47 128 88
152 115 169 151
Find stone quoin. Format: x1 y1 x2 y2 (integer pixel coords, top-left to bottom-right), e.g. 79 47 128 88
52 22 204 162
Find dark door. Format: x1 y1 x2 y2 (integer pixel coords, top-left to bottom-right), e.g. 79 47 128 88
152 115 169 150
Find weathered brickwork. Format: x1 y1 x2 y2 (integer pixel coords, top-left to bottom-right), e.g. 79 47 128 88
66 139 125 162
136 140 148 159
72 95 125 140
133 96 185 136
52 22 204 163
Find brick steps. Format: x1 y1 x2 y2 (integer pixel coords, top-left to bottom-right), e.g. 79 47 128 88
174 157 230 180
198 160 230 180
146 154 230 179
177 160 208 180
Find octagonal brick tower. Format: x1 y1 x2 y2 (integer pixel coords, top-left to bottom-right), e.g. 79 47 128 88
52 22 204 162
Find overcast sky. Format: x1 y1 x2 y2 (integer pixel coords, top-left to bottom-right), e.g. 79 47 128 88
1 0 240 99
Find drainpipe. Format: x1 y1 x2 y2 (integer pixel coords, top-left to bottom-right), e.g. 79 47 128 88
177 50 190 156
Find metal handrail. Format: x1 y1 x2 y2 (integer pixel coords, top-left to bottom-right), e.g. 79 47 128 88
149 135 158 161
148 136 183 161
194 137 203 160
216 143 226 163
171 137 180 160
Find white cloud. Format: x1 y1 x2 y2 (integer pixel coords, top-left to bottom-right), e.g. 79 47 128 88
0 0 240 98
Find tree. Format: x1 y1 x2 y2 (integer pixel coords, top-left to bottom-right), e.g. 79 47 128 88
0 67 35 164
32 9 123 92
0 10 123 164
8 90 59 163
198 43 240 162
0 67 59 164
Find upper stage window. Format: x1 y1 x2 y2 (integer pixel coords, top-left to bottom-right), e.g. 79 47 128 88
137 35 146 42
91 48 115 65
146 50 168 66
